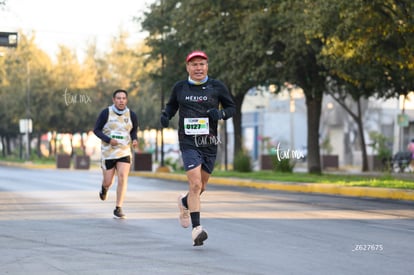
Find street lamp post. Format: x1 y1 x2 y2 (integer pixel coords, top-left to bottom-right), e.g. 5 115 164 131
285 83 295 150
399 95 408 152
159 0 166 169
17 58 32 161
25 59 31 161
289 90 295 150
160 48 165 167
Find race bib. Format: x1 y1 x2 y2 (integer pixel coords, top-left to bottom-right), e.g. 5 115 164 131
184 117 209 135
110 131 128 145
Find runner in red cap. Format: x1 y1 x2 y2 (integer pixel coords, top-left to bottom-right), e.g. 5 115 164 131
160 50 236 246
186 50 208 62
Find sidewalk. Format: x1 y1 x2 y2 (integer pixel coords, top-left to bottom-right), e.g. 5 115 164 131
130 171 414 202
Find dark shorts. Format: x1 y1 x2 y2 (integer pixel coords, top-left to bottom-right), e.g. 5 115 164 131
181 148 216 174
102 156 131 170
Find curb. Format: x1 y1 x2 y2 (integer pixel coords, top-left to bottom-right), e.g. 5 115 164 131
0 161 100 170
130 171 414 201
0 161 55 170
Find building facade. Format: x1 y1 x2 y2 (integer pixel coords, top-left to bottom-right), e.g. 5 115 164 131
242 86 414 170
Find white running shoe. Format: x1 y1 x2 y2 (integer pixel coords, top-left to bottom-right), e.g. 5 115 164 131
178 194 190 228
192 225 208 246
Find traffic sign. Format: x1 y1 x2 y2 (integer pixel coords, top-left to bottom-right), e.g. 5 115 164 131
0 32 18 47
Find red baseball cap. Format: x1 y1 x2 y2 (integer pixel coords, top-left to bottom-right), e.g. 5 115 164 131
186 50 208 62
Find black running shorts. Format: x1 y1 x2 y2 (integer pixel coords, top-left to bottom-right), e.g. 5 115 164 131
181 148 216 174
102 156 131 170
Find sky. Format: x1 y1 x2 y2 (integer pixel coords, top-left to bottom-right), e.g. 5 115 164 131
0 0 156 59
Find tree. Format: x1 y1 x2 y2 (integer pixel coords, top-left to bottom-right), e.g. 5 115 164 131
304 0 414 171
140 0 190 122
0 27 157 158
130 42 165 130
0 32 53 158
141 0 285 160
260 0 328 174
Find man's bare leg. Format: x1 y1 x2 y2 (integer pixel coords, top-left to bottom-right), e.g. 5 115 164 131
115 161 130 207
100 167 115 200
185 165 209 246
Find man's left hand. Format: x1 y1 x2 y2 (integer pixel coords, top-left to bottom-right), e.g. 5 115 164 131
207 108 225 121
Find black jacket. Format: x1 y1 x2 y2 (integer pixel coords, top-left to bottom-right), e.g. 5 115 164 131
164 78 236 149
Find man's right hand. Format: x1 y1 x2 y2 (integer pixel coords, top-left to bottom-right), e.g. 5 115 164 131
160 112 169 128
109 139 118 146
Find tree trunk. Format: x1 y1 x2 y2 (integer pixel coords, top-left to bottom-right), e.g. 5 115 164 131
53 134 57 156
1 136 5 157
70 134 74 157
306 91 323 174
36 132 42 158
80 132 86 155
326 92 370 172
232 92 245 159
28 133 32 159
355 100 369 171
6 135 11 156
49 136 54 157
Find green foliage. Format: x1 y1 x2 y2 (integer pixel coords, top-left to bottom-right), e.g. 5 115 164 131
273 157 295 173
164 157 183 171
233 151 252 172
368 131 393 172
0 31 159 158
321 136 333 155
369 131 392 159
211 170 414 190
142 0 413 174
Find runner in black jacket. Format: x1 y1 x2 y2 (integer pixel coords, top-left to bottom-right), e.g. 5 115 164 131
160 50 236 246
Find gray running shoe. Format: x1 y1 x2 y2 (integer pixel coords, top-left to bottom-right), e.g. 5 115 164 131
192 225 208 246
113 207 126 219
99 185 108 201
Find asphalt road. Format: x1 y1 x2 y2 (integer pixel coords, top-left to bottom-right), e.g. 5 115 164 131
1 166 413 275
